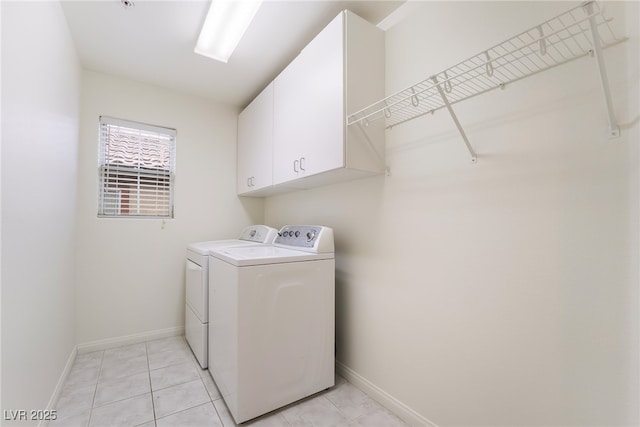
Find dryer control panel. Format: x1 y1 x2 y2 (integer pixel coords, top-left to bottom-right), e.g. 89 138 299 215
239 225 278 243
274 225 334 253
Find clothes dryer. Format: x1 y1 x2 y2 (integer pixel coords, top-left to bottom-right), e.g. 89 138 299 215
185 225 277 368
208 225 335 423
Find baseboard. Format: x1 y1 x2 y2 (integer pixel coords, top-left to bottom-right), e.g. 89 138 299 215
335 360 438 427
76 326 184 354
39 345 78 427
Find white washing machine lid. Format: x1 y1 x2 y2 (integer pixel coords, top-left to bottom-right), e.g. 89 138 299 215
187 239 258 256
187 225 278 255
210 245 334 267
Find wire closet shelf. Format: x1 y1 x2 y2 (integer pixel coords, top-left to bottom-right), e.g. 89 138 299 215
347 1 625 133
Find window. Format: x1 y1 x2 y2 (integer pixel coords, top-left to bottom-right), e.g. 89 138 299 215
98 116 176 218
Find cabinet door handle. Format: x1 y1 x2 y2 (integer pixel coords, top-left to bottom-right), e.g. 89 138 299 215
293 159 299 173
247 177 251 187
299 157 306 171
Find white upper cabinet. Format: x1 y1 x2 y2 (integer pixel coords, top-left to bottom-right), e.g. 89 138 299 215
237 10 384 196
237 83 273 195
272 13 344 185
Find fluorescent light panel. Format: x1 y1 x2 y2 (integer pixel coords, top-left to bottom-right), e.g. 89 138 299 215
195 0 263 63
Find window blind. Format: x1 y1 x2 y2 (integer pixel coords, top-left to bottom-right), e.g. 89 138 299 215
98 116 176 218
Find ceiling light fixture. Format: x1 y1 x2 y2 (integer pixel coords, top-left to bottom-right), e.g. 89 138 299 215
120 0 135 9
194 0 263 63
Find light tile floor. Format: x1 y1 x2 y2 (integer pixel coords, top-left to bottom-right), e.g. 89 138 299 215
52 336 407 426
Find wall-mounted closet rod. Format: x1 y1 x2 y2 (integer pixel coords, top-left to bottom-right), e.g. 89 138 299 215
347 1 626 162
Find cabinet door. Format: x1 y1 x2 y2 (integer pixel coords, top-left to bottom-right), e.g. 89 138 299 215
273 13 345 185
237 83 274 194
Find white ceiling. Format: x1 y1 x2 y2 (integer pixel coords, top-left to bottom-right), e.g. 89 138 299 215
61 0 403 108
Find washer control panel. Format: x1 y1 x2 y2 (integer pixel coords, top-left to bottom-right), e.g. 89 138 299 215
239 225 278 243
274 225 334 253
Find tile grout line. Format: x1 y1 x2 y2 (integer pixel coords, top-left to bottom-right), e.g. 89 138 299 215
87 350 105 427
153 376 207 397
188 350 228 426
155 401 216 425
148 345 197 372
324 393 352 422
210 400 229 427
189 347 228 425
145 343 158 426
148 337 212 424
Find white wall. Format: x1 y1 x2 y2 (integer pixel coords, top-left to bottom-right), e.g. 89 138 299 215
264 1 639 425
75 71 263 344
1 1 81 422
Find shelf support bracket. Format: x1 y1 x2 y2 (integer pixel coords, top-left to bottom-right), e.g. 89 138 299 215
583 1 620 138
431 75 478 163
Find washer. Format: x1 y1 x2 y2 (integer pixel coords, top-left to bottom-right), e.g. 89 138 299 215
185 225 277 369
208 225 335 424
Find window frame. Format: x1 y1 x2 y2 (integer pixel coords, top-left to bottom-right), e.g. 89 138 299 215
97 116 176 219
